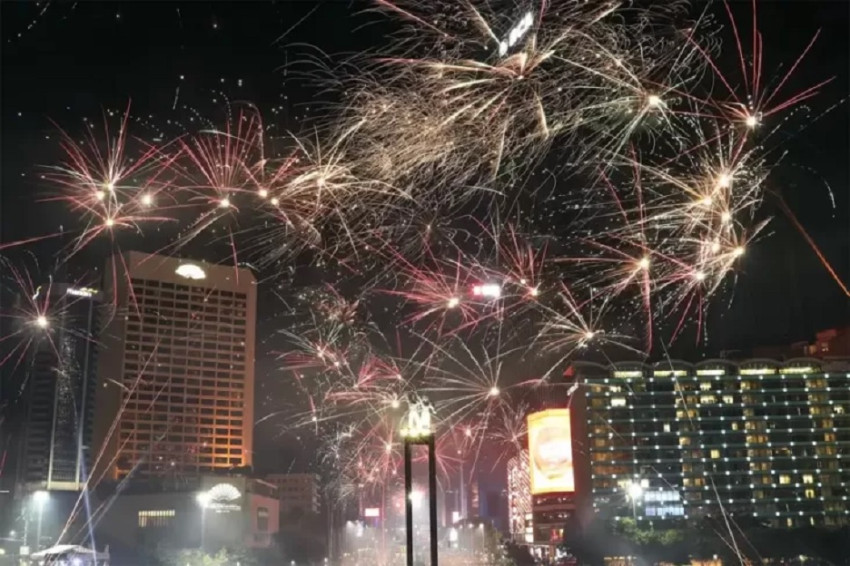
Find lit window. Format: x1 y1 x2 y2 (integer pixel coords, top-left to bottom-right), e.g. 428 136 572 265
257 507 269 532
663 423 671 433
699 382 712 391
611 397 626 407
805 489 816 499
722 395 734 404
138 509 176 528
710 449 720 459
779 475 791 485
803 474 814 484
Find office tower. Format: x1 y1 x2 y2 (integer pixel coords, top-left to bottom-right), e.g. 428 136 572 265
573 358 850 527
92 252 257 482
19 283 102 491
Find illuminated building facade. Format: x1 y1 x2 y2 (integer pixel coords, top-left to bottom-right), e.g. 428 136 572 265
507 450 532 543
95 474 279 554
92 252 257 481
265 473 320 515
572 358 850 527
20 283 102 491
525 408 593 546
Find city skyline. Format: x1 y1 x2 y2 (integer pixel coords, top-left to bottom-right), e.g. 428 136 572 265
0 0 848 564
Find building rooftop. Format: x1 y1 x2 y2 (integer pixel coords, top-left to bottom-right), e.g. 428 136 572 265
570 357 850 378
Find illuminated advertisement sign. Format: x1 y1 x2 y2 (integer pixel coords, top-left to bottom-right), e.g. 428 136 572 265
528 409 574 495
471 283 501 299
206 483 242 513
66 286 98 298
175 263 207 280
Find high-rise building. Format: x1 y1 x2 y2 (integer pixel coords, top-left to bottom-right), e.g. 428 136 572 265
507 450 532 543
265 473 320 515
571 357 850 527
19 283 102 491
92 252 257 482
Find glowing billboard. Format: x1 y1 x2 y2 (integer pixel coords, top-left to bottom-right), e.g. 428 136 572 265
528 409 574 494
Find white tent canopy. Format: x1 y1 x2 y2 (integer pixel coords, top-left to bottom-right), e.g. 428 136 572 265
29 544 109 560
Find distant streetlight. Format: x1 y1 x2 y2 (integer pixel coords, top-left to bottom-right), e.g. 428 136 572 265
408 491 424 506
33 491 49 551
196 491 210 549
626 481 643 519
196 491 211 507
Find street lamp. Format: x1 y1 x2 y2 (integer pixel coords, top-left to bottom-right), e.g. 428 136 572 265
196 491 210 550
33 490 49 551
626 481 643 519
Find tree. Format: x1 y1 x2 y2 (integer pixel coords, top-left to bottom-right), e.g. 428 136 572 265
157 547 259 566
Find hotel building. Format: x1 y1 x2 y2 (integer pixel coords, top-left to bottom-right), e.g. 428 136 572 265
92 252 257 481
571 357 850 527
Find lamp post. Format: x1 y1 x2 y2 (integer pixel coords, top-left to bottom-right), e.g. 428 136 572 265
196 491 210 550
626 481 643 519
33 490 49 551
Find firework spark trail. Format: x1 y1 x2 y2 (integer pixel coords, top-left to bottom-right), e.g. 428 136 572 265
0 260 65 370
0 3 842 552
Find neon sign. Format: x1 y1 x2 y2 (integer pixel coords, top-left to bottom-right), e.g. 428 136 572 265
175 263 207 280
66 287 97 298
499 12 534 56
471 283 501 299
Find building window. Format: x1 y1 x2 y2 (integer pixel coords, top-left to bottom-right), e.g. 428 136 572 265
257 507 269 532
803 474 814 484
779 475 791 485
710 449 720 459
611 397 626 407
138 509 176 528
805 489 816 499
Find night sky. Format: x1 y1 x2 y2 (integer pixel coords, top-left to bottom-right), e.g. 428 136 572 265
1 1 848 471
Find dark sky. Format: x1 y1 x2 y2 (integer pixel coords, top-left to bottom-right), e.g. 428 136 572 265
1 1 848 469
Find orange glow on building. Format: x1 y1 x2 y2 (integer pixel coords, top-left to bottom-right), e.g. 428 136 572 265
528 409 575 494
92 252 257 481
